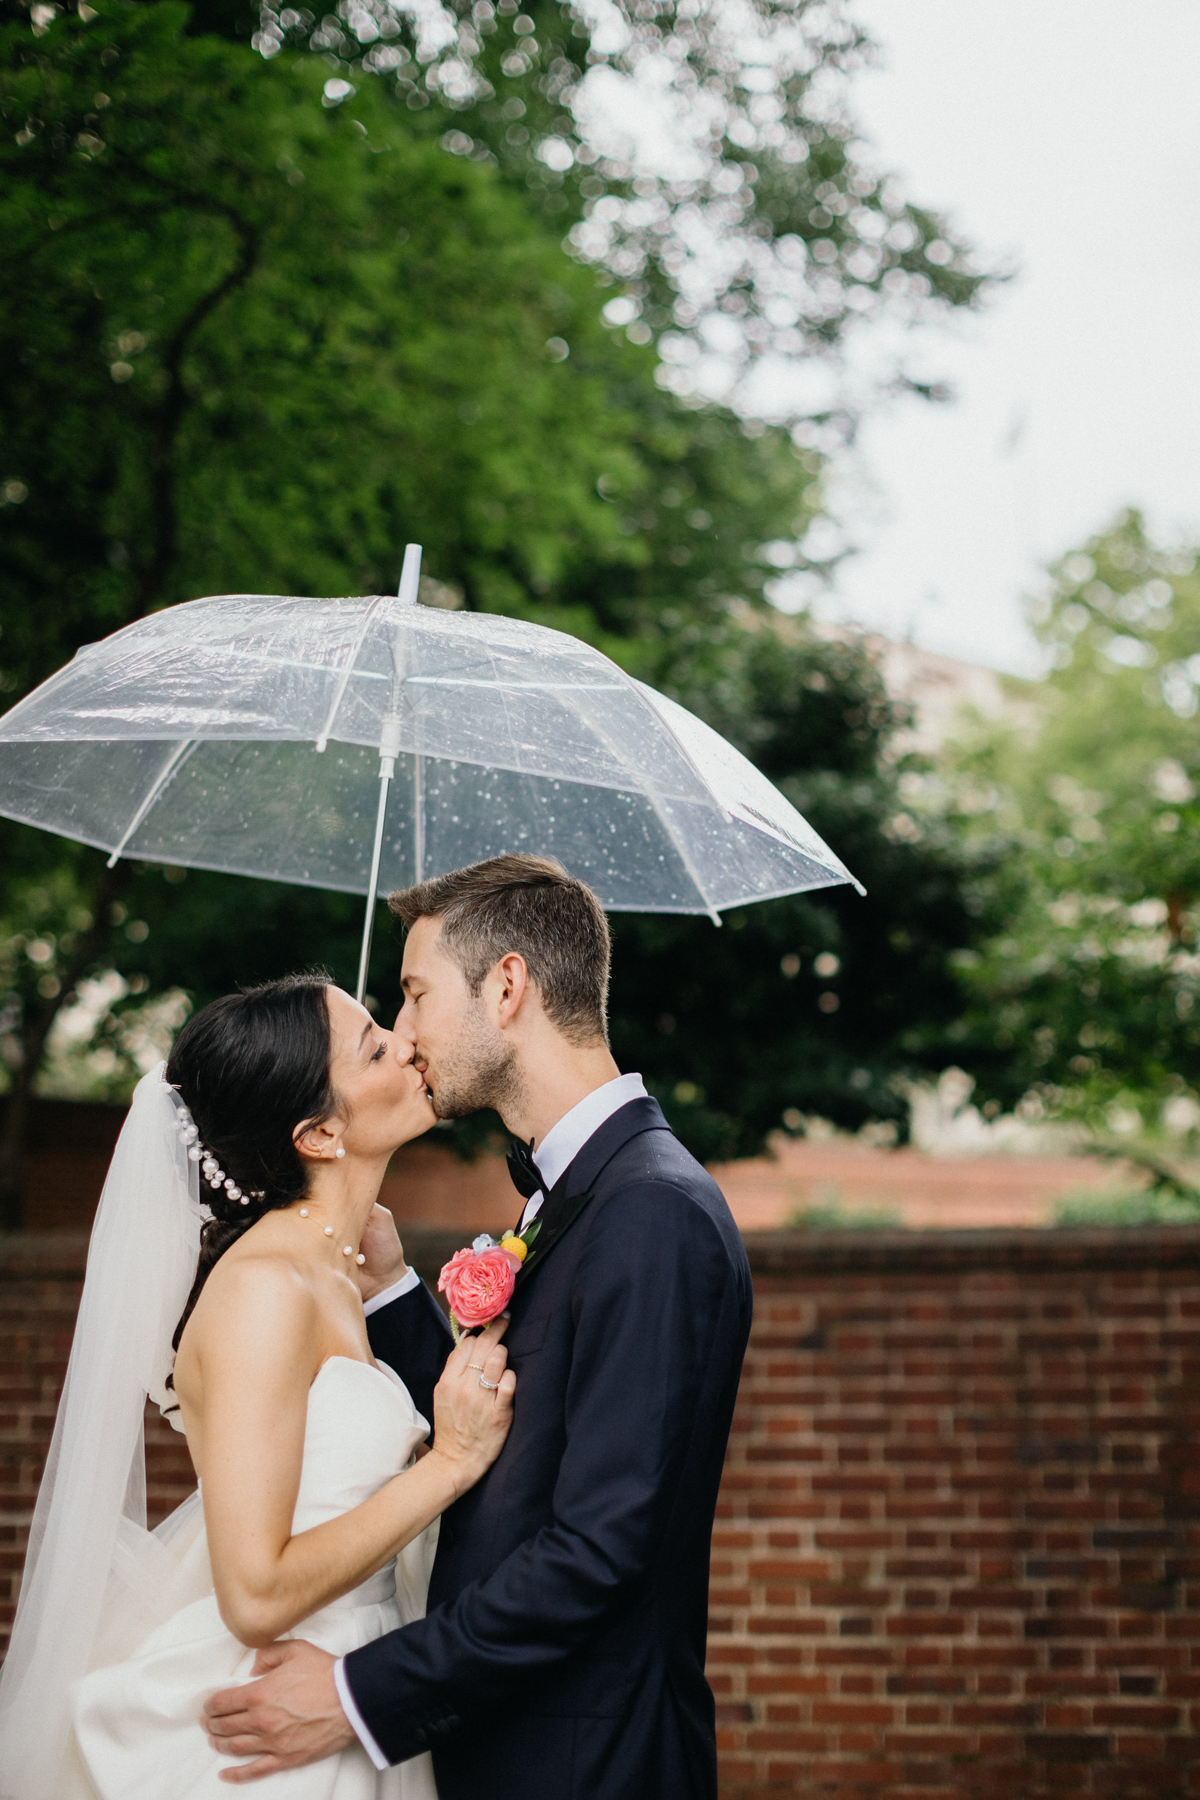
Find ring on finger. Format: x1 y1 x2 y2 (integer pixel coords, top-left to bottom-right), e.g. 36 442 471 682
468 1363 486 1372
478 1374 500 1390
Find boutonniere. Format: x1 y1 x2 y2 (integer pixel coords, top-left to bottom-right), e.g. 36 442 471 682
437 1218 541 1342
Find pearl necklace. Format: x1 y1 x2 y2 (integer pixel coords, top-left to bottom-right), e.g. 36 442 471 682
297 1207 365 1265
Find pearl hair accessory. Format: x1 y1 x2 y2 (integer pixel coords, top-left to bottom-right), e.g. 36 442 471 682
172 1101 364 1264
172 1097 260 1210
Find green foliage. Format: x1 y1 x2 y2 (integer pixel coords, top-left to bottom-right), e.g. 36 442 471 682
941 511 1200 1141
0 838 102 1076
0 835 366 1093
608 615 1001 1159
233 0 991 419
2 0 756 669
1053 1186 1200 1228
785 1190 904 1230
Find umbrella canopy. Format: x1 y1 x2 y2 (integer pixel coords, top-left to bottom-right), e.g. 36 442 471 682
0 580 862 938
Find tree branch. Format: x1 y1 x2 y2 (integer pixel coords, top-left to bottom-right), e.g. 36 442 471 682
130 202 260 618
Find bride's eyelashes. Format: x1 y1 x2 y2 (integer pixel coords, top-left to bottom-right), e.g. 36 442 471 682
369 1042 387 1063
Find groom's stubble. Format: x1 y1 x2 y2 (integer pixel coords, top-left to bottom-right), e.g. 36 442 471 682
427 994 526 1123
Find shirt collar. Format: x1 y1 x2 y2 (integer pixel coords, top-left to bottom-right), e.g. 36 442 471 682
532 1073 647 1195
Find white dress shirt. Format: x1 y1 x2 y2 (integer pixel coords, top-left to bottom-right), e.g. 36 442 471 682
517 1071 648 1229
334 1072 648 1768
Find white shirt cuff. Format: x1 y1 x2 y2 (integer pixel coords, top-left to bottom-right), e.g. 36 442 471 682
333 1656 391 1770
362 1266 421 1318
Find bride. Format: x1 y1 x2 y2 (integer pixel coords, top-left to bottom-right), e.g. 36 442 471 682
0 973 514 1800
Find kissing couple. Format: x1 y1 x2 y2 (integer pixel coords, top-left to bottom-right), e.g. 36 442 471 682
0 854 752 1800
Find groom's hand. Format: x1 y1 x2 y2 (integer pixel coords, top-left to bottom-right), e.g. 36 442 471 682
204 1640 354 1782
355 1202 409 1302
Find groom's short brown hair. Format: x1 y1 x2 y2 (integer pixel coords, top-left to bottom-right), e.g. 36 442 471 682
388 854 611 1046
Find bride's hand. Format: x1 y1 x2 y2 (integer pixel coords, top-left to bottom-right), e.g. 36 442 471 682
427 1320 516 1494
354 1203 409 1302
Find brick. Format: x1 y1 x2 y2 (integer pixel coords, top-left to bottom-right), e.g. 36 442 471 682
1093 1704 1181 1728
1027 1734 1113 1762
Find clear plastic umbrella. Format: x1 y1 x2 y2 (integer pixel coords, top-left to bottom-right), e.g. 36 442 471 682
0 546 862 999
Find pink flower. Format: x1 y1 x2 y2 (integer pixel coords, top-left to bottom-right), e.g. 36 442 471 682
438 1245 520 1328
437 1247 475 1291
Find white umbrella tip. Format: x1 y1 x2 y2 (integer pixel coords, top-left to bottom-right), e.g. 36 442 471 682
397 544 423 605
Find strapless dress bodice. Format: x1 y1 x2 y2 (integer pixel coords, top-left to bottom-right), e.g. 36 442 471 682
290 1356 434 1618
295 1356 431 1530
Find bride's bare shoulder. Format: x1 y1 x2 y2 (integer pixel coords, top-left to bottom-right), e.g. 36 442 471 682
180 1243 319 1381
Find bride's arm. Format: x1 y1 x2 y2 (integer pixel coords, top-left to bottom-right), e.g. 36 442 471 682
191 1260 513 1649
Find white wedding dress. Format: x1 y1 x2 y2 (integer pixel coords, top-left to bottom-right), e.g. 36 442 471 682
69 1356 439 1800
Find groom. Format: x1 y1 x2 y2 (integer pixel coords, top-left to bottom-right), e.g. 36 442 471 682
205 854 753 1798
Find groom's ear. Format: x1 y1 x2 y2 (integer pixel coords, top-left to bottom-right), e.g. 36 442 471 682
491 951 531 1027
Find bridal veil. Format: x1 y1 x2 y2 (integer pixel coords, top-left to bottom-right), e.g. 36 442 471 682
0 1062 204 1800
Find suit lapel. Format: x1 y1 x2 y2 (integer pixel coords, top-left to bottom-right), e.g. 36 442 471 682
514 1182 595 1287
513 1096 670 1291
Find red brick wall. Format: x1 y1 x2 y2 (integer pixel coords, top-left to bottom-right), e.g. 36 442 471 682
4 1228 1200 1796
716 1231 1200 1798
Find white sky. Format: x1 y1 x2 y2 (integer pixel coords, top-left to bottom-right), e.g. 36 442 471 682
810 0 1200 675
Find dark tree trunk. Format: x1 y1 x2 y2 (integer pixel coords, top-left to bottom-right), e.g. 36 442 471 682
1167 890 1191 946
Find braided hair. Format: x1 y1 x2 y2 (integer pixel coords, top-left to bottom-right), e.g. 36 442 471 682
165 974 338 1380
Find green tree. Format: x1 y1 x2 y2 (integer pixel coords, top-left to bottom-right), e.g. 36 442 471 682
2 0 686 675
941 511 1200 1142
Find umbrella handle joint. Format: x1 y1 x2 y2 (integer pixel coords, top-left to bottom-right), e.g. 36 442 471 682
377 714 403 781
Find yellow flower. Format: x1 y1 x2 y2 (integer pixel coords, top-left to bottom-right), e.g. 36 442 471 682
499 1234 528 1262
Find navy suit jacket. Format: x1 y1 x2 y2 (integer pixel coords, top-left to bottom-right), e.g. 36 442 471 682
353 1096 753 1800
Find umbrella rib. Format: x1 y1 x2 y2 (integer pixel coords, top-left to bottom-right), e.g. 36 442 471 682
105 740 198 868
617 674 858 906
552 678 722 925
627 785 722 927
479 638 531 861
315 595 390 753
569 655 732 917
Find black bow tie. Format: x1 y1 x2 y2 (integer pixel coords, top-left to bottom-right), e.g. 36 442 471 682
506 1137 543 1202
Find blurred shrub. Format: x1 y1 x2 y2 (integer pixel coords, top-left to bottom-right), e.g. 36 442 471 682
785 1191 905 1231
1053 1186 1200 1228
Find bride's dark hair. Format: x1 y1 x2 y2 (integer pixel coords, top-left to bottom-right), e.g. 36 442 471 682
165 973 338 1372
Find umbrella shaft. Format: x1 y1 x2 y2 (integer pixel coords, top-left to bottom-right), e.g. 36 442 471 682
413 753 424 885
356 771 393 1004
